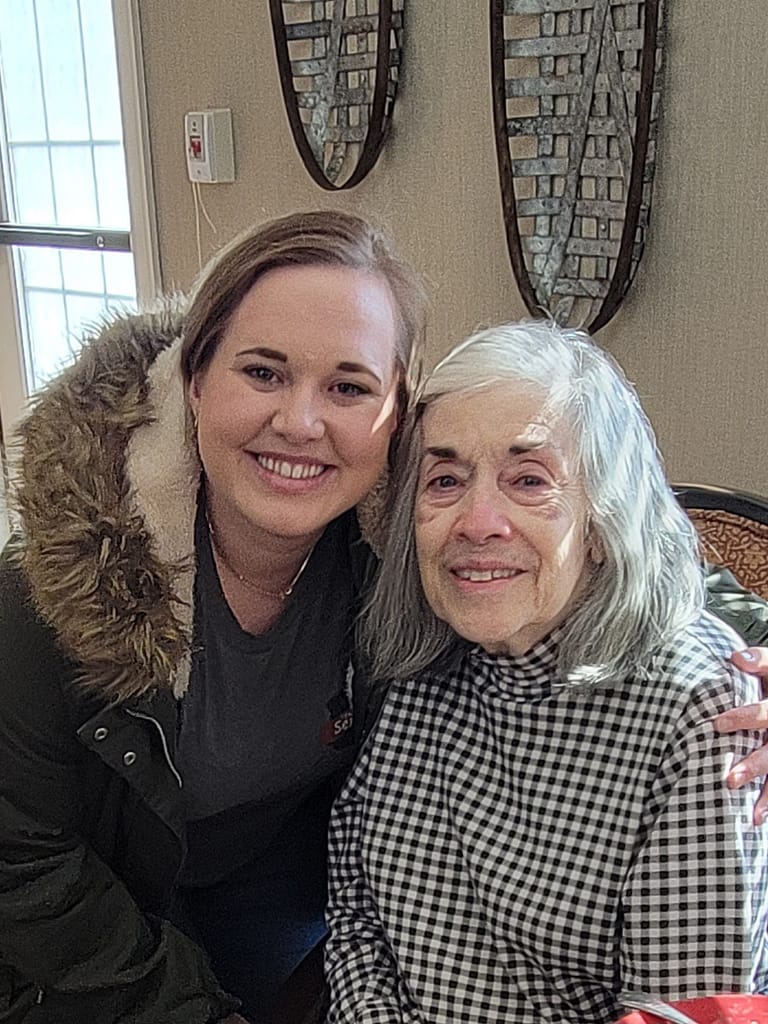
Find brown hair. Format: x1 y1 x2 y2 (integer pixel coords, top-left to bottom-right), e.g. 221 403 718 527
181 211 426 401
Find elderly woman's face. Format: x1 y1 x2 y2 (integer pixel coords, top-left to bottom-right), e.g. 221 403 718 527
415 383 592 656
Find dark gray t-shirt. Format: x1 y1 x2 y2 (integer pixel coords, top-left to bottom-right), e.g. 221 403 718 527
176 504 367 887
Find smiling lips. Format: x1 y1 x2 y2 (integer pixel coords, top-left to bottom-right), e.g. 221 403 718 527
255 453 328 480
451 567 524 582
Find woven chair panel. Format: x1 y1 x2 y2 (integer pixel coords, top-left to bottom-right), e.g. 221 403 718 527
686 508 768 601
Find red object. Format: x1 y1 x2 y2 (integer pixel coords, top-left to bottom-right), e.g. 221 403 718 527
615 995 768 1024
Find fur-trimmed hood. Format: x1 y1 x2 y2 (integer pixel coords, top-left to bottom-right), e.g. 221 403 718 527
13 306 201 702
11 306 387 705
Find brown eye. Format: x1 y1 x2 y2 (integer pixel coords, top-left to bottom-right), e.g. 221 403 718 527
429 475 459 490
333 381 368 397
243 364 278 383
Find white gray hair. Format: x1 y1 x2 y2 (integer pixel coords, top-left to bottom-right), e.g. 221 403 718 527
363 319 704 683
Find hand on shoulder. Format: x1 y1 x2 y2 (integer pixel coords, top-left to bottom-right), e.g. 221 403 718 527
714 646 768 824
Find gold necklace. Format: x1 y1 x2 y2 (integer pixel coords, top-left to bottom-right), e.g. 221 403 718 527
206 514 315 602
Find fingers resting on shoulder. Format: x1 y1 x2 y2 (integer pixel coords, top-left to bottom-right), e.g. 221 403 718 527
713 646 768 825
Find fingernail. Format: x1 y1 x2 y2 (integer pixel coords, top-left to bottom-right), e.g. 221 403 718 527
740 649 756 662
728 768 745 787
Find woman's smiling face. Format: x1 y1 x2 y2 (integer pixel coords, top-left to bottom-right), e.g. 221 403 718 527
415 382 593 655
189 263 400 545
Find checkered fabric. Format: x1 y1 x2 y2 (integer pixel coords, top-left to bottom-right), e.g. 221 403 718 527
326 612 768 1024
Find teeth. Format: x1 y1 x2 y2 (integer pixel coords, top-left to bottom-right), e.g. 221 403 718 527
258 455 325 480
455 569 520 582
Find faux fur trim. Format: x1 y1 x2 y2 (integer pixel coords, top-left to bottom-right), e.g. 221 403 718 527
13 305 199 702
125 341 199 696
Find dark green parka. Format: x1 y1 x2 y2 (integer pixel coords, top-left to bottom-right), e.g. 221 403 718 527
0 310 241 1023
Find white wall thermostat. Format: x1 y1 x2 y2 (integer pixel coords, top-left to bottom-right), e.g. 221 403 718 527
184 109 235 183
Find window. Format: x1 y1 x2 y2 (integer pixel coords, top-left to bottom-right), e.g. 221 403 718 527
0 0 157 543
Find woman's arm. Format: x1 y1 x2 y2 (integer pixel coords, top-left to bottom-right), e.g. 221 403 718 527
704 565 768 819
620 666 768 999
714 648 768 824
716 648 768 824
702 567 768 819
325 741 417 1024
0 587 238 1023
0 796 238 1022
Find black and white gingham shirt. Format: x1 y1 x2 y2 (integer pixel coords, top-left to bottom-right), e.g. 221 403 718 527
326 613 768 1024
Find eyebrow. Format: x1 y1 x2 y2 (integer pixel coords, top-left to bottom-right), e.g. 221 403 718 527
424 446 457 460
237 346 286 362
423 442 546 461
508 442 545 456
236 348 383 386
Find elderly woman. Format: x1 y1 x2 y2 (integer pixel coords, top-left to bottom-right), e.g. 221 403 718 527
325 320 768 1024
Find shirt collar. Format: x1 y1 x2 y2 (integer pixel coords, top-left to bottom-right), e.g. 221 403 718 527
467 627 565 701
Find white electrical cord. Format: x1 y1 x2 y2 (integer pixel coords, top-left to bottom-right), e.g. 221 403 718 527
191 180 218 270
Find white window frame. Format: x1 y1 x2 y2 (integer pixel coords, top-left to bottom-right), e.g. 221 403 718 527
0 0 158 544
112 0 160 307
0 0 159 446
0 246 26 444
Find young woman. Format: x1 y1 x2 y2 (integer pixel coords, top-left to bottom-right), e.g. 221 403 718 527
0 211 424 1024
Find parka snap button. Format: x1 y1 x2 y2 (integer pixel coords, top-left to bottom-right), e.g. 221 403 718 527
93 727 108 741
123 751 137 766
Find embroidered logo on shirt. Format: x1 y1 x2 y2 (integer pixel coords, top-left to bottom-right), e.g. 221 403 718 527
322 690 354 748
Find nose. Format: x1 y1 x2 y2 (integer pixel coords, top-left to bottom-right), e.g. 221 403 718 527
453 487 514 545
271 386 325 443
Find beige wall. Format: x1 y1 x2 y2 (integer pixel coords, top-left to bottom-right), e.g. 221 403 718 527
138 0 768 495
